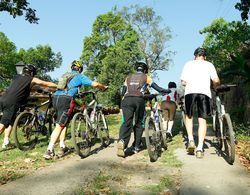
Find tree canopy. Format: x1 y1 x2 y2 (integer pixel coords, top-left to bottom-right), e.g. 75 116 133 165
117 5 173 76
235 0 250 21
200 18 250 71
0 0 39 24
0 32 62 89
81 12 141 106
0 32 18 83
18 45 62 80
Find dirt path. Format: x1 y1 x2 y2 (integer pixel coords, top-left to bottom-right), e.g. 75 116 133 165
0 139 180 195
0 128 249 194
176 128 250 195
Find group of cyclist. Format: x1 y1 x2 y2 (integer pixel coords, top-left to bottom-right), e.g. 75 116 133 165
0 46 220 160
117 47 220 159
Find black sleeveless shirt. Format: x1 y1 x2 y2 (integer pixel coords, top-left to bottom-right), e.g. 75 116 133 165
1 74 33 106
125 72 147 97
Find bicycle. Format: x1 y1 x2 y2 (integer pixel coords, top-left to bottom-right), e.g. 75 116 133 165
71 90 110 158
144 93 168 162
212 84 236 164
12 90 55 151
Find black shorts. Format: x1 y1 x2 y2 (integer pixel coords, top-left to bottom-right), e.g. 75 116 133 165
0 100 19 127
185 93 211 119
52 95 75 128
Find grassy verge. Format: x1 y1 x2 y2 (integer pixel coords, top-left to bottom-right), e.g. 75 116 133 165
235 124 250 171
0 114 121 185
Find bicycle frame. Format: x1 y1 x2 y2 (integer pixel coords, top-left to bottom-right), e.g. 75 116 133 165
78 91 107 131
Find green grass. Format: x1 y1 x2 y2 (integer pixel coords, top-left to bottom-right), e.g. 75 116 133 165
143 176 173 194
0 114 121 185
76 170 129 195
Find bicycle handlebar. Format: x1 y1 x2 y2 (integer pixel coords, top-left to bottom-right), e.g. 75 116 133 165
215 84 237 93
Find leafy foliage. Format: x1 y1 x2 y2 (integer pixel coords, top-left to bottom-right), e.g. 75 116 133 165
200 18 250 71
18 45 62 80
117 5 174 76
0 32 18 88
235 0 250 21
0 0 39 24
81 12 141 106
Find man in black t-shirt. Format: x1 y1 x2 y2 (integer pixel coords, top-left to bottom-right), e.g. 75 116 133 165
0 65 57 149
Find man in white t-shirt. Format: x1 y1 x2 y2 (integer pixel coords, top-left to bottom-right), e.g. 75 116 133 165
180 47 220 158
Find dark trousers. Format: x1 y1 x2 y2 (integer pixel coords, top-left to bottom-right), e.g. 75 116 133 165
119 96 145 148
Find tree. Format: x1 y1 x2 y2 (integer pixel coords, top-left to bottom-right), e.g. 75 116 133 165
235 0 250 21
0 0 39 24
18 45 62 80
117 5 173 76
200 18 250 71
81 12 141 106
0 32 18 88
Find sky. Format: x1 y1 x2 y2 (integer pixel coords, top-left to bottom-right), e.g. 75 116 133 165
0 0 243 88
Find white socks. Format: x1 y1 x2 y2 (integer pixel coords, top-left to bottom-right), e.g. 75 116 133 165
60 141 65 148
47 143 54 151
3 137 9 145
197 143 203 151
167 121 174 134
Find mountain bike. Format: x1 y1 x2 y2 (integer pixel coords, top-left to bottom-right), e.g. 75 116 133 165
13 91 55 151
71 90 110 158
144 93 167 162
212 84 236 165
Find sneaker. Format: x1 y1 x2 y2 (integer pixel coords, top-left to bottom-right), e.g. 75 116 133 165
196 150 204 159
186 140 195 155
2 142 13 150
43 150 55 160
117 140 125 157
132 146 140 154
57 147 69 157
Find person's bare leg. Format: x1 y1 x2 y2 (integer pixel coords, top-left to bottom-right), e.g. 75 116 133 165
3 125 12 145
197 117 207 151
47 124 62 151
185 116 195 154
59 127 67 148
0 124 5 135
185 116 194 141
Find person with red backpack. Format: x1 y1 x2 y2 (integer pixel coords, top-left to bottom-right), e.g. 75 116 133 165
160 81 178 141
43 60 108 160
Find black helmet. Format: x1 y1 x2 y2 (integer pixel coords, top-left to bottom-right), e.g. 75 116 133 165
23 64 37 76
135 61 148 74
71 60 83 73
168 81 177 88
194 47 207 57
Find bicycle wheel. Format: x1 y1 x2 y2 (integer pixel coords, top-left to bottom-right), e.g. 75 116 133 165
13 111 39 151
159 114 168 150
145 116 159 162
215 113 223 150
223 113 235 164
97 112 110 147
71 112 91 158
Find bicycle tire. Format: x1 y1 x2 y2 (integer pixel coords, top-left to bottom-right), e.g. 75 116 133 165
215 113 223 150
71 112 91 158
145 116 159 162
159 114 168 150
97 112 110 147
13 111 39 151
223 113 235 164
